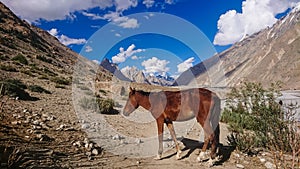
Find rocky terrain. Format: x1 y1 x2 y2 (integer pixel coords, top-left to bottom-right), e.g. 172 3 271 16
0 1 297 169
175 6 300 90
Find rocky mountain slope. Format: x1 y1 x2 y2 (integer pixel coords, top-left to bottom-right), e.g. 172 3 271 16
0 2 114 168
175 7 300 90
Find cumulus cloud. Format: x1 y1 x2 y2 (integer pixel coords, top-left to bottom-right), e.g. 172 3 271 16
142 57 170 75
114 0 138 12
143 0 155 8
112 44 144 63
1 0 114 23
214 0 299 46
1 0 175 29
85 45 93 52
48 28 86 46
177 57 195 73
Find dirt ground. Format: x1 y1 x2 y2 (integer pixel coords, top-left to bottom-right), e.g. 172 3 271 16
0 82 274 169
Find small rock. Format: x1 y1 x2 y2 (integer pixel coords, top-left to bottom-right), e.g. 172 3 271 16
91 149 99 155
265 162 276 169
11 121 21 125
259 157 266 163
56 124 66 131
89 143 94 149
23 109 28 113
136 161 140 164
81 123 90 129
135 138 142 144
236 164 244 169
73 141 82 147
120 140 127 144
36 134 52 141
32 120 40 125
83 138 89 144
25 136 30 139
112 134 121 140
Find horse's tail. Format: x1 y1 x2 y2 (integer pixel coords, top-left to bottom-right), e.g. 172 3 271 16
210 93 221 145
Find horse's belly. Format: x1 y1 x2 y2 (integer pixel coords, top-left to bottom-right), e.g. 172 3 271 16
175 111 195 121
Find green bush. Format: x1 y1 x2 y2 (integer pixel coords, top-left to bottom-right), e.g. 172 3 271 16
28 85 51 94
97 98 117 114
12 54 28 65
222 81 293 153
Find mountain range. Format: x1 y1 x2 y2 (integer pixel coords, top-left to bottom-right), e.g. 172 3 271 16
175 6 300 90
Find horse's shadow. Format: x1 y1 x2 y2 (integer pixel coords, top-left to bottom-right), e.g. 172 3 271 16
161 137 235 165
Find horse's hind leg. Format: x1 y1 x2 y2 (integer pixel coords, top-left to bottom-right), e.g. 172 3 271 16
166 121 182 160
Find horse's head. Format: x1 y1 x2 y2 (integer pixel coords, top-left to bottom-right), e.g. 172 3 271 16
123 87 139 116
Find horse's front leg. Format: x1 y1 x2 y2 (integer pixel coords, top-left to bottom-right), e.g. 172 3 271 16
154 117 164 160
166 121 182 160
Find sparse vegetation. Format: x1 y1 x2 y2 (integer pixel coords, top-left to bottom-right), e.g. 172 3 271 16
20 69 34 77
43 67 57 77
79 97 97 110
12 54 28 65
51 76 71 85
0 64 17 72
97 97 118 114
99 89 107 96
28 85 51 94
36 55 52 64
0 55 8 61
222 81 300 168
0 79 31 100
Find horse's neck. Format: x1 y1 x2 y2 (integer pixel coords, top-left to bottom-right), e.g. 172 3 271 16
136 92 151 110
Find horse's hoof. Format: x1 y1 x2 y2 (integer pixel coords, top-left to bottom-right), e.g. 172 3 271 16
206 158 215 167
176 150 182 160
154 154 162 160
197 151 209 162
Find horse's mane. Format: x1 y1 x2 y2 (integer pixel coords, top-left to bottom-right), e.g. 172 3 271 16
136 90 151 96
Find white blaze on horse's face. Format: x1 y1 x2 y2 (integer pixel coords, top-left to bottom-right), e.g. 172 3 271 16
123 88 139 116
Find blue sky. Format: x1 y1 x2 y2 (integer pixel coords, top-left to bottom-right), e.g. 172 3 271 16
1 0 299 77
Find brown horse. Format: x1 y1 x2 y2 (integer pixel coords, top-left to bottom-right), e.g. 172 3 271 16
123 87 220 166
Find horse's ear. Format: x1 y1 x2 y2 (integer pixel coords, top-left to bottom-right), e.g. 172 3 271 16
129 87 135 93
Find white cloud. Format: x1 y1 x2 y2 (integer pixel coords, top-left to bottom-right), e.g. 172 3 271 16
84 11 140 29
82 12 102 20
114 0 138 12
177 57 195 73
165 0 175 5
48 28 86 46
85 45 93 52
141 57 170 75
48 28 58 36
1 0 114 23
131 55 138 60
143 0 155 8
115 33 121 37
92 60 100 64
112 44 144 63
214 0 299 46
